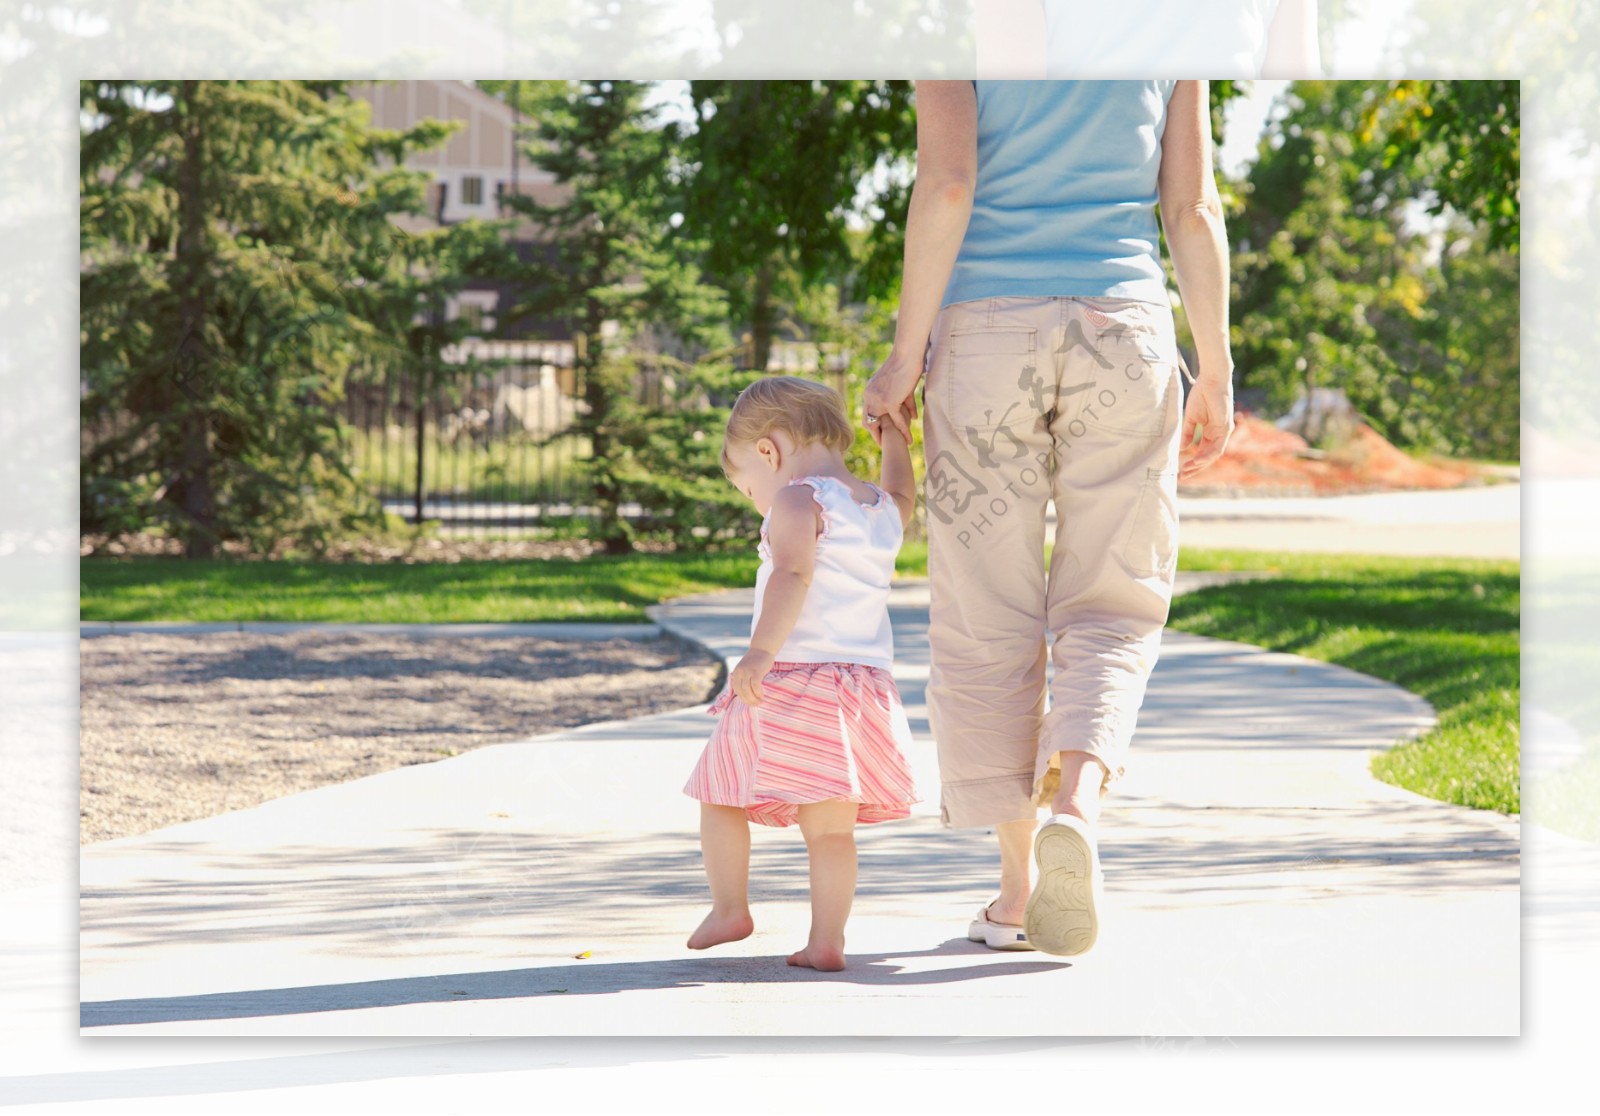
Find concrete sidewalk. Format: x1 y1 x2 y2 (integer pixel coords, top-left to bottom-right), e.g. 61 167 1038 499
1164 482 1520 558
77 576 1519 1037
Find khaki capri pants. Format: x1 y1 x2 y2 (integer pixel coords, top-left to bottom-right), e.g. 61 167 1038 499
920 295 1186 829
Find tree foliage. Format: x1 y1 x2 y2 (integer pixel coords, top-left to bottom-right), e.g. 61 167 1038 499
81 76 1522 563
1229 80 1519 459
674 80 917 372
500 79 736 554
79 79 497 558
1362 80 1519 252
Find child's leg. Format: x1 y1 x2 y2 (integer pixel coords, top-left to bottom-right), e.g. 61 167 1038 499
688 803 755 950
787 798 859 972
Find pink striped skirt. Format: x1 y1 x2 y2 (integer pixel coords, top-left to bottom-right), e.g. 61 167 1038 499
683 660 920 828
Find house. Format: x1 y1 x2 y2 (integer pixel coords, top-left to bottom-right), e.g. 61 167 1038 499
347 79 574 346
346 80 584 439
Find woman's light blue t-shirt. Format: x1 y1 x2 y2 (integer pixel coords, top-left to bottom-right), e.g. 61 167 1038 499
941 80 1179 309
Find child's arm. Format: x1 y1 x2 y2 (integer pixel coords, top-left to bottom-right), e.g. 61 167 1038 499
729 485 821 706
878 405 918 533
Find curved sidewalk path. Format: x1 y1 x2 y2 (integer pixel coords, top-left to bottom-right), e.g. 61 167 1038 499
76 575 1519 1037
1078 480 1520 559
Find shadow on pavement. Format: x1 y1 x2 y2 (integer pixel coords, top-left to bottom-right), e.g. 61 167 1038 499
81 941 1070 1027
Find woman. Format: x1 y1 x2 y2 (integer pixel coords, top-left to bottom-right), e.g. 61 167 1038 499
862 80 1234 956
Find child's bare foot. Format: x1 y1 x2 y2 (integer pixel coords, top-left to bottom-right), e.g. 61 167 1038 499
687 907 754 950
786 942 846 971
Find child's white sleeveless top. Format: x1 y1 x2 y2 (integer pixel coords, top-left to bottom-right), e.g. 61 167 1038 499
752 474 903 671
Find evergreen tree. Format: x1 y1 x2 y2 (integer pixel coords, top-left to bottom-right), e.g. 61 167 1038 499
500 79 730 555
79 79 497 558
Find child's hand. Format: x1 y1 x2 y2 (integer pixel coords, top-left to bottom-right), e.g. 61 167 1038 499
730 649 776 706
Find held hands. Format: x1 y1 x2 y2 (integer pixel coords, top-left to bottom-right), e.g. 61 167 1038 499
865 398 918 447
862 349 923 444
1178 372 1236 481
730 649 776 706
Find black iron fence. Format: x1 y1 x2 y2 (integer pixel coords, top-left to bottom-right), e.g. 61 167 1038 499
85 337 859 543
339 338 590 535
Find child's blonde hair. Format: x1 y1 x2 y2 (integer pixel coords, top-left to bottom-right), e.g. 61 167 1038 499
720 375 854 475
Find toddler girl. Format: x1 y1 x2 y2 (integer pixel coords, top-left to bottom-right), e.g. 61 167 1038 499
683 375 919 972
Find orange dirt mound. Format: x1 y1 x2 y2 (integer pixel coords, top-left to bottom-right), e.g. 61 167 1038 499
1181 411 1477 494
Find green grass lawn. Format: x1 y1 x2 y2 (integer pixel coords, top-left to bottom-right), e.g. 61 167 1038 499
343 425 591 504
80 541 931 624
81 543 1518 815
1161 551 1520 816
82 551 763 624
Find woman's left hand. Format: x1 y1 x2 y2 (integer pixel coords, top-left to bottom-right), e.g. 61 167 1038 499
862 349 923 445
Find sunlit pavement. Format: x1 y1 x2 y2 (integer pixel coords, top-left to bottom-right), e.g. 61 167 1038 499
1168 482 1520 558
64 577 1519 1039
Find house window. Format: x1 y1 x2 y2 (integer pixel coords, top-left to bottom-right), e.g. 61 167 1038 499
461 175 483 205
457 303 485 332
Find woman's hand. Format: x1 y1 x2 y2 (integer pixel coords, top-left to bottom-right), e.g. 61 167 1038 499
863 349 923 444
1178 372 1235 481
730 649 776 706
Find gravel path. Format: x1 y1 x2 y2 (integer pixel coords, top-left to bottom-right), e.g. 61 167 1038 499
79 630 722 844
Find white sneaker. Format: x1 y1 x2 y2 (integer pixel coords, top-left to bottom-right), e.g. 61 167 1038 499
1023 814 1103 956
967 903 1034 951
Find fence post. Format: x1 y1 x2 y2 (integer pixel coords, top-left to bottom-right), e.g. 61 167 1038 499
414 355 426 527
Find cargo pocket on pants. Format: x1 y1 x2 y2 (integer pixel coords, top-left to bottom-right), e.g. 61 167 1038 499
942 327 1039 432
1119 467 1178 579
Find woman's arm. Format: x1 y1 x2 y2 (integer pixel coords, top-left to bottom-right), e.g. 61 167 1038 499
1158 79 1236 479
1261 0 1321 78
861 79 977 444
1159 80 1230 379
